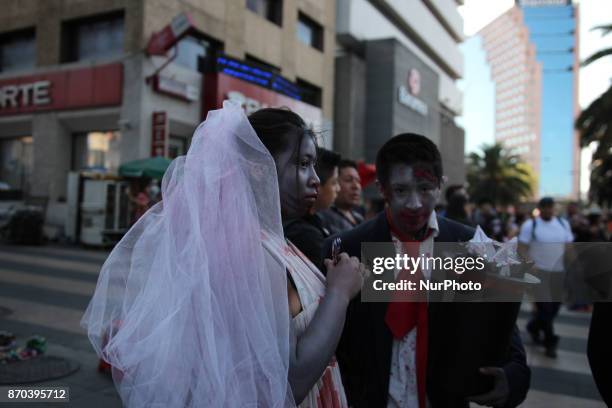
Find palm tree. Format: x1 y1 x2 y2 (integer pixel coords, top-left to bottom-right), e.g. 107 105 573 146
581 24 612 66
576 23 612 206
466 143 535 206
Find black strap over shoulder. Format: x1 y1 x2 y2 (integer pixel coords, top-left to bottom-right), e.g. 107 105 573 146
531 216 568 241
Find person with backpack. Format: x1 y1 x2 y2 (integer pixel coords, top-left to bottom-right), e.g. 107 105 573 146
518 197 574 358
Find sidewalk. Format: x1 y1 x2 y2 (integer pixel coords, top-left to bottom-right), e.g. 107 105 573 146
0 243 121 407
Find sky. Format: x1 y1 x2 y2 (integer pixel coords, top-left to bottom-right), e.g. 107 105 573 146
456 37 495 154
459 0 612 152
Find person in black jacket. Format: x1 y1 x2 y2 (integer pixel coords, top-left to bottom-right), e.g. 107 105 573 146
322 134 530 408
319 160 365 235
285 147 341 269
588 302 612 406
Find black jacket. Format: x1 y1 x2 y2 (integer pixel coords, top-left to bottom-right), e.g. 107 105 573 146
284 213 332 270
322 211 530 408
318 206 364 236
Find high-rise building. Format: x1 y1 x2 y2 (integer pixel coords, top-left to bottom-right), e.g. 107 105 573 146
334 0 466 188
479 0 579 199
480 7 542 193
519 0 579 198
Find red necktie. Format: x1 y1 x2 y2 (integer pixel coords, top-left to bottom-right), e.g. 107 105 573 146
384 209 429 408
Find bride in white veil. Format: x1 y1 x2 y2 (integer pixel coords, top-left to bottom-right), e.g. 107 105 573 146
82 101 362 407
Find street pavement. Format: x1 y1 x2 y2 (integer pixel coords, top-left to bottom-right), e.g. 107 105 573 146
0 244 606 407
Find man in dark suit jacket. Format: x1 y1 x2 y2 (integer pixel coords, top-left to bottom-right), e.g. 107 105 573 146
322 134 530 408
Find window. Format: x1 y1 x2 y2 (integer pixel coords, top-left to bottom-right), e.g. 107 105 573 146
72 131 121 173
246 0 283 26
174 35 215 71
62 11 124 63
0 28 36 72
0 136 33 193
297 12 323 51
297 78 322 108
245 54 281 75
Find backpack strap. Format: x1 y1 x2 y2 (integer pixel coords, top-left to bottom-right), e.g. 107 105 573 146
557 216 568 230
532 216 569 242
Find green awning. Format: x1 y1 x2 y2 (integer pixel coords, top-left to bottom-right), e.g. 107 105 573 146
118 157 172 179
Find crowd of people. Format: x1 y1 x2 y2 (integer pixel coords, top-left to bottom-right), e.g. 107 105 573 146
439 188 611 246
82 103 610 407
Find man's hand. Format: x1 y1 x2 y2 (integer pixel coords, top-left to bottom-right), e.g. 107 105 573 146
467 367 509 407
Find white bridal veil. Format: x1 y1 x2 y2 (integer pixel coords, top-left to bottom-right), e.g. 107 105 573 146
82 102 294 407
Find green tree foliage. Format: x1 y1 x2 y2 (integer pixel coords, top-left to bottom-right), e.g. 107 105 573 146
466 143 535 206
576 23 612 206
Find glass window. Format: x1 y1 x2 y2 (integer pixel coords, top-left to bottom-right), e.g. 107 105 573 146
62 11 124 62
296 78 322 107
72 131 121 173
297 12 323 51
174 35 209 71
0 28 36 72
246 0 283 26
0 136 33 192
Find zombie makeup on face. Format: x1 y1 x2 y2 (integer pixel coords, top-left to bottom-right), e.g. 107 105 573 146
383 162 441 238
275 132 320 219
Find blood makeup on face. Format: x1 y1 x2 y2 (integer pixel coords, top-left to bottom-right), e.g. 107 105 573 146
274 134 320 219
384 163 441 236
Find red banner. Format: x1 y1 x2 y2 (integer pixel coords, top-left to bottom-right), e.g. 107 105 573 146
151 111 168 157
0 63 123 116
202 72 322 127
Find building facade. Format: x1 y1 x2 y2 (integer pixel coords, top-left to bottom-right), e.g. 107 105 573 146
334 0 466 188
0 0 335 233
519 0 580 199
478 0 580 199
480 7 542 194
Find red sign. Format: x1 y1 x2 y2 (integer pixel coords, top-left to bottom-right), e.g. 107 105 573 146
151 112 167 157
408 68 421 96
146 13 194 56
203 73 322 127
0 63 123 116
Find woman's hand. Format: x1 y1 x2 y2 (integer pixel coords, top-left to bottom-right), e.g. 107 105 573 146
289 252 363 402
324 253 363 303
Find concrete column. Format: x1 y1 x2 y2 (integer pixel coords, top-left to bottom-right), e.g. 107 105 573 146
31 113 71 201
119 55 146 162
334 53 367 161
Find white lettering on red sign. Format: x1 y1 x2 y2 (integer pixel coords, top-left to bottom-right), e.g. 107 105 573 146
0 80 51 109
226 91 270 115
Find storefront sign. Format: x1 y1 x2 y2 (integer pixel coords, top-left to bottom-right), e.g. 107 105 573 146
398 87 428 116
226 91 269 115
153 74 199 102
398 68 428 116
146 13 194 56
203 72 322 128
0 81 51 109
214 56 301 100
151 112 168 157
0 63 123 116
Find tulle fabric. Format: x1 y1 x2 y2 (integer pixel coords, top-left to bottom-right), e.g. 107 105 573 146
81 101 294 407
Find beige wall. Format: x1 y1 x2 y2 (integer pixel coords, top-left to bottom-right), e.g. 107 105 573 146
142 0 335 119
0 0 144 66
0 0 334 119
